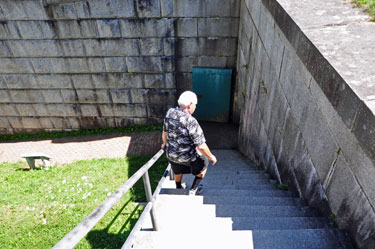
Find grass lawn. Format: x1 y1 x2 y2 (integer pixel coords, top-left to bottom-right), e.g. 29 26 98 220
0 155 168 249
0 124 162 142
353 0 375 20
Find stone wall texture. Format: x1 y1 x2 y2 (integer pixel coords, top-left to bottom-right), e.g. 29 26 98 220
0 0 240 133
236 0 375 248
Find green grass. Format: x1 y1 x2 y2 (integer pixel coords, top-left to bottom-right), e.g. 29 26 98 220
0 155 168 249
0 124 162 142
352 0 375 20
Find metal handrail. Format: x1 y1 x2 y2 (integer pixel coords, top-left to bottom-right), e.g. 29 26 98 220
121 163 172 249
52 149 166 249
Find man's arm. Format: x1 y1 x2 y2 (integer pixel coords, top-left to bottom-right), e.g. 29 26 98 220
161 130 167 149
196 143 217 165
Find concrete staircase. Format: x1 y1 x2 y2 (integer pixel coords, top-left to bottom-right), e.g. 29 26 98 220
132 150 353 249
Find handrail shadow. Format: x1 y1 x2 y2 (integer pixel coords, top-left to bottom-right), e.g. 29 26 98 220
52 149 166 249
85 199 141 249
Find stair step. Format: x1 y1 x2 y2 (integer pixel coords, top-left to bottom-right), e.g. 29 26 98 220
215 205 321 217
132 229 353 249
231 217 331 230
141 214 233 232
208 165 262 171
203 196 306 206
204 171 270 179
203 178 271 185
202 189 293 197
159 184 276 193
206 170 266 175
203 184 276 190
251 229 354 249
161 180 275 190
132 230 253 249
203 174 270 181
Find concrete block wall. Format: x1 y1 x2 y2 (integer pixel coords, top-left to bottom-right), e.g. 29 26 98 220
166 0 240 98
0 0 240 133
236 0 375 248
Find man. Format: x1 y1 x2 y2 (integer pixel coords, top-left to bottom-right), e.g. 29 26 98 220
161 91 217 195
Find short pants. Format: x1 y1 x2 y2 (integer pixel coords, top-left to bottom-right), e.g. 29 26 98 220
169 155 209 175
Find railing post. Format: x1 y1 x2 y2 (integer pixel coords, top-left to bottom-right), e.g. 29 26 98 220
169 164 174 180
142 171 158 231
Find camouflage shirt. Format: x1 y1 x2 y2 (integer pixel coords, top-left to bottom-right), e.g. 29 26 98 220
163 107 206 165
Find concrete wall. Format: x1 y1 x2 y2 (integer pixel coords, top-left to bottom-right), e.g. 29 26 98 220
0 0 240 134
169 0 240 103
236 0 375 248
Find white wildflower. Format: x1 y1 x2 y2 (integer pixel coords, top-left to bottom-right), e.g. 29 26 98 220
62 179 66 184
58 189 61 192
26 206 29 210
81 176 88 181
107 192 111 196
42 219 47 225
77 183 80 187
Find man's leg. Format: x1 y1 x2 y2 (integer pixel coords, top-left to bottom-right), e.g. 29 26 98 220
175 174 184 189
190 156 209 191
170 161 189 189
196 168 207 178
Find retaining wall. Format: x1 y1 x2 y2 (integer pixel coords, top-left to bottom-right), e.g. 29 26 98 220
236 0 375 248
0 0 239 134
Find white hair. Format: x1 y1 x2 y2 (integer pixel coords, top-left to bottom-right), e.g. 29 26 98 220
178 91 197 107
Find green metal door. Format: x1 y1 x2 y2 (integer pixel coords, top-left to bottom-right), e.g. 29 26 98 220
192 67 232 123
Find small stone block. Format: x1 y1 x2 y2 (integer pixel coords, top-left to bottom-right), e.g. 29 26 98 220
51 3 77 19
97 19 121 37
136 0 161 17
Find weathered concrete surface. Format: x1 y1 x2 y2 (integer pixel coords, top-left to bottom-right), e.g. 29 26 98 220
237 0 375 248
278 0 375 111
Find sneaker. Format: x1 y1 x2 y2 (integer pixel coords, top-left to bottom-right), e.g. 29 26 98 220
176 182 186 189
181 182 187 189
188 184 204 196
